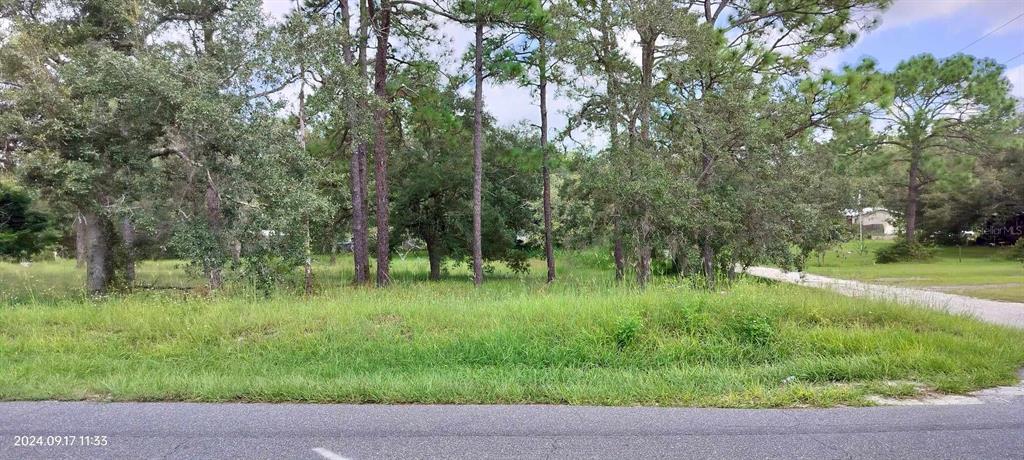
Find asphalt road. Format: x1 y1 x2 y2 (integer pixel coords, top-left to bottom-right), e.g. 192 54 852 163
2 398 1023 459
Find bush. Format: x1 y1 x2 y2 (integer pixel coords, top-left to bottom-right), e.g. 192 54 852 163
1011 239 1024 266
874 240 935 264
0 181 60 261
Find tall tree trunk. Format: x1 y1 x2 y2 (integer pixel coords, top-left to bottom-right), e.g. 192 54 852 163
633 30 656 286
636 212 651 287
303 216 314 295
347 0 371 285
905 148 921 243
613 218 624 282
702 234 715 291
601 2 623 284
636 245 650 287
83 211 114 295
600 0 618 150
298 65 314 296
75 211 87 268
329 237 338 265
372 0 392 287
197 15 224 291
357 0 371 284
676 243 689 277
120 216 136 286
425 231 442 281
539 37 555 284
205 174 223 290
352 148 370 284
471 18 485 287
638 31 654 142
357 145 370 281
357 0 371 282
696 127 717 291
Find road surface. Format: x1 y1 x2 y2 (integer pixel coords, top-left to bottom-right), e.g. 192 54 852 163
2 399 1023 459
745 266 1024 328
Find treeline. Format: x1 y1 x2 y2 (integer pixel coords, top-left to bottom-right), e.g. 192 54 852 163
1 0 1019 294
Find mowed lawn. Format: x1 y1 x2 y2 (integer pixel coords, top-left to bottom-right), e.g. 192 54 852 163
804 240 1024 303
2 252 1024 408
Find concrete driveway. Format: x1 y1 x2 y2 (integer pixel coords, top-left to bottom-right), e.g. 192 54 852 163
745 266 1024 328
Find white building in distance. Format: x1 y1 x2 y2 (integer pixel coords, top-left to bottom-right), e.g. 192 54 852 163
845 208 897 237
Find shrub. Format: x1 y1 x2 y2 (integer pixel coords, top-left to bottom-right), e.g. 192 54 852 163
1011 239 1024 266
874 240 935 264
0 181 60 261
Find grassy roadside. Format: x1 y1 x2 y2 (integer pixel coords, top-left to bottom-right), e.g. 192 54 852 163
804 240 1024 302
2 254 1024 407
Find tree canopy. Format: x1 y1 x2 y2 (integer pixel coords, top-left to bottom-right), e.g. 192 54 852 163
1 0 1020 294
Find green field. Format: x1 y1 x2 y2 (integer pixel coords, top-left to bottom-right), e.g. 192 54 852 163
2 253 1024 407
804 240 1024 303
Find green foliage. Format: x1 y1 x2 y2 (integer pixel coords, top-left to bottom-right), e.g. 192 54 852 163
874 240 935 264
168 218 225 280
390 76 540 275
919 128 1024 240
0 181 59 260
1 0 318 292
0 0 993 299
551 0 894 287
1011 239 1024 266
851 53 1018 241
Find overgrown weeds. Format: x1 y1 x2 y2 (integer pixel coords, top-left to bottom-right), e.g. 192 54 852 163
1 254 1023 407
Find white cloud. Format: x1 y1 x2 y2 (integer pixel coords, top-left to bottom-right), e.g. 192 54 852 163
874 0 1024 32
620 29 643 68
812 0 1024 73
481 80 576 132
875 0 972 31
483 83 538 126
1006 64 1024 98
270 79 303 116
262 0 294 21
812 50 846 72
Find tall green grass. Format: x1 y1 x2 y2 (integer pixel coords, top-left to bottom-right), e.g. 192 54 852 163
1 253 1023 407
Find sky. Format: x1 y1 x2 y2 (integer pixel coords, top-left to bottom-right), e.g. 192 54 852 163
817 0 1024 93
260 0 1024 140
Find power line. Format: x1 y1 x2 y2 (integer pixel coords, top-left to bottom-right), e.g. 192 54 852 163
1005 51 1024 65
956 11 1024 54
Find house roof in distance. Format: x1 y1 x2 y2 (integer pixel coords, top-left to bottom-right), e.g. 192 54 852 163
842 207 892 218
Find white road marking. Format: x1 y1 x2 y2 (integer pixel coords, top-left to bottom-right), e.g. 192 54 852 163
312 447 352 460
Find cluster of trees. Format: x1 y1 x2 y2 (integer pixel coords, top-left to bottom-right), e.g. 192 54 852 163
1 0 1019 294
846 55 1021 245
